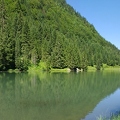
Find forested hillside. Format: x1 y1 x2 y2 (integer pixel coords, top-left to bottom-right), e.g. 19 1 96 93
0 0 120 71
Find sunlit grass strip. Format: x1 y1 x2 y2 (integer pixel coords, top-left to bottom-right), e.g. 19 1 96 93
87 66 96 72
28 64 71 73
87 64 120 72
50 68 71 73
102 64 120 71
103 67 120 71
28 63 120 73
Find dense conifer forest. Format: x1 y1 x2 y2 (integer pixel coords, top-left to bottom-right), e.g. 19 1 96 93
0 0 120 71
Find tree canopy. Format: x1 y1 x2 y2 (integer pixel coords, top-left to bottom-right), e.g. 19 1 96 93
0 0 120 71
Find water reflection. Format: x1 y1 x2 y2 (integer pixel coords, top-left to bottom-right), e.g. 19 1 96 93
0 71 120 120
84 88 120 120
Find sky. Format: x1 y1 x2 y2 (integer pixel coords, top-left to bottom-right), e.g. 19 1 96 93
66 0 120 49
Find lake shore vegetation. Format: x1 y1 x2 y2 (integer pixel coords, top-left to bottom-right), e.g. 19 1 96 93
98 115 120 120
1 0 120 72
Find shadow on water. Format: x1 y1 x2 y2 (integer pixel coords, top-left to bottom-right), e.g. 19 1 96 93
0 71 120 120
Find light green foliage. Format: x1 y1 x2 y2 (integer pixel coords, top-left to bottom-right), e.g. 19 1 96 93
38 61 48 71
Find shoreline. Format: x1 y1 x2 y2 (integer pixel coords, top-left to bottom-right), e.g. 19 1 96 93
1 65 120 73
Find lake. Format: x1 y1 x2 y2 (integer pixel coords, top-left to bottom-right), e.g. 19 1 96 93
0 71 120 120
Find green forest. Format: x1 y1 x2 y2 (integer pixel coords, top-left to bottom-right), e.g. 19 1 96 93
0 0 120 71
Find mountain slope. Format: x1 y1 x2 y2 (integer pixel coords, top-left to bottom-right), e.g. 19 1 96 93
0 0 120 71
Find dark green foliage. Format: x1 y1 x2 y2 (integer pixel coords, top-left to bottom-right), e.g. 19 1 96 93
0 0 120 71
51 32 66 68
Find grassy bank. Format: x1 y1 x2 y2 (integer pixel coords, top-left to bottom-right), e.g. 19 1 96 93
28 65 71 73
27 62 120 73
50 68 71 73
87 64 120 72
87 66 96 72
7 64 120 73
103 66 120 71
28 61 71 73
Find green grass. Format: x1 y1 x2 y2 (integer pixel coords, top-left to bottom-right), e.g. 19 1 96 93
112 116 120 120
97 115 120 120
28 61 71 73
28 62 120 73
87 66 96 72
50 68 71 73
87 64 120 72
102 64 120 71
28 65 71 73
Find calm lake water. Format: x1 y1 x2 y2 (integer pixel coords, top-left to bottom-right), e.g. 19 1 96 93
0 71 120 120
